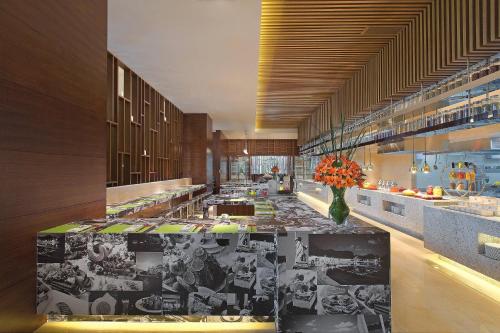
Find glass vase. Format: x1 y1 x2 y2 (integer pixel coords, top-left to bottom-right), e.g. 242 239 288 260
329 187 350 225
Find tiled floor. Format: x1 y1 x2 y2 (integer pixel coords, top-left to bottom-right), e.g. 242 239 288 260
36 207 500 333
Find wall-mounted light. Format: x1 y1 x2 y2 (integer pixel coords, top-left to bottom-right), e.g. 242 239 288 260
243 148 248 155
130 115 134 122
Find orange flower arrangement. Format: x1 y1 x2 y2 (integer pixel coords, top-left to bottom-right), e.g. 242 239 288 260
314 155 365 189
271 166 280 174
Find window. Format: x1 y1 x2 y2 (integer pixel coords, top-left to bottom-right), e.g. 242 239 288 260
251 156 291 174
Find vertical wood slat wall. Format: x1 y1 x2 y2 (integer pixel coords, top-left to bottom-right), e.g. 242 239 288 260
298 0 500 145
107 53 183 187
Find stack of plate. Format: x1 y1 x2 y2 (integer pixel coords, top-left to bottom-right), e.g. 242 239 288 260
484 242 500 260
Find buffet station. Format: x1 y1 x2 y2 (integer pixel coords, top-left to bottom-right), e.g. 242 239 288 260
294 55 500 285
36 195 391 333
106 184 208 219
345 185 457 239
424 196 500 280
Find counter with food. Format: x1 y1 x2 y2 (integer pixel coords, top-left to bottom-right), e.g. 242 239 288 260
424 206 500 280
36 195 391 333
345 187 457 239
106 184 208 219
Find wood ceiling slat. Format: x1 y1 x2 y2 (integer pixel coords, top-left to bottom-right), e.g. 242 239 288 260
257 0 433 128
255 0 499 141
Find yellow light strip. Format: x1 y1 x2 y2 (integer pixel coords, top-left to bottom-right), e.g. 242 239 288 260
37 321 275 333
426 254 500 303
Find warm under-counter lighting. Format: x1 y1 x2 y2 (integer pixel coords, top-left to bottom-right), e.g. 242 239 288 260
37 321 275 333
426 254 500 303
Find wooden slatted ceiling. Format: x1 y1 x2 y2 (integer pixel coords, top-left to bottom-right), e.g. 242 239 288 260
257 0 433 128
297 0 500 145
257 0 500 136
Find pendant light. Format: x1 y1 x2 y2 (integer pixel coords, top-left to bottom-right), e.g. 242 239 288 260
367 146 373 171
422 137 430 173
362 146 368 171
410 131 418 174
367 107 374 171
243 131 249 155
409 111 418 174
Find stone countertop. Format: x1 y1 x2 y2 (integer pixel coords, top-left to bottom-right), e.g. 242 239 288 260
298 179 459 203
36 194 391 330
105 184 206 218
202 194 257 206
424 205 500 280
355 187 458 204
42 195 386 235
430 205 500 223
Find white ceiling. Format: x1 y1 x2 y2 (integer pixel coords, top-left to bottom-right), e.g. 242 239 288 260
108 0 295 138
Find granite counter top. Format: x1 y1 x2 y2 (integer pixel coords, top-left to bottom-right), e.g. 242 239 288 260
424 205 500 280
44 195 385 235
37 194 391 331
106 184 207 218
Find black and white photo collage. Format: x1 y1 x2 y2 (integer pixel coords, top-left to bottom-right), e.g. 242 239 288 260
36 231 277 321
277 231 391 333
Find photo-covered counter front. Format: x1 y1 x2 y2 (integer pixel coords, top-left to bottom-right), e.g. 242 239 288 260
36 196 391 333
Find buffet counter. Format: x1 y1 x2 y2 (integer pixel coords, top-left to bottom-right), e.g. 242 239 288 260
106 184 208 219
345 188 457 239
424 206 500 280
36 195 391 333
296 179 457 239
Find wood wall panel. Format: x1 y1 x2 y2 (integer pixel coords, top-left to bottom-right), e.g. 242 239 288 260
182 114 213 185
106 53 184 187
212 130 226 193
0 1 107 332
222 139 299 157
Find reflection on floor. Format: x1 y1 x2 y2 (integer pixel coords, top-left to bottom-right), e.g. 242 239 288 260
36 196 500 333
299 192 500 333
351 212 500 333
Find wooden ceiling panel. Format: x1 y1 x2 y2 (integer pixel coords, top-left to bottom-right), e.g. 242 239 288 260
297 0 500 144
256 0 432 128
